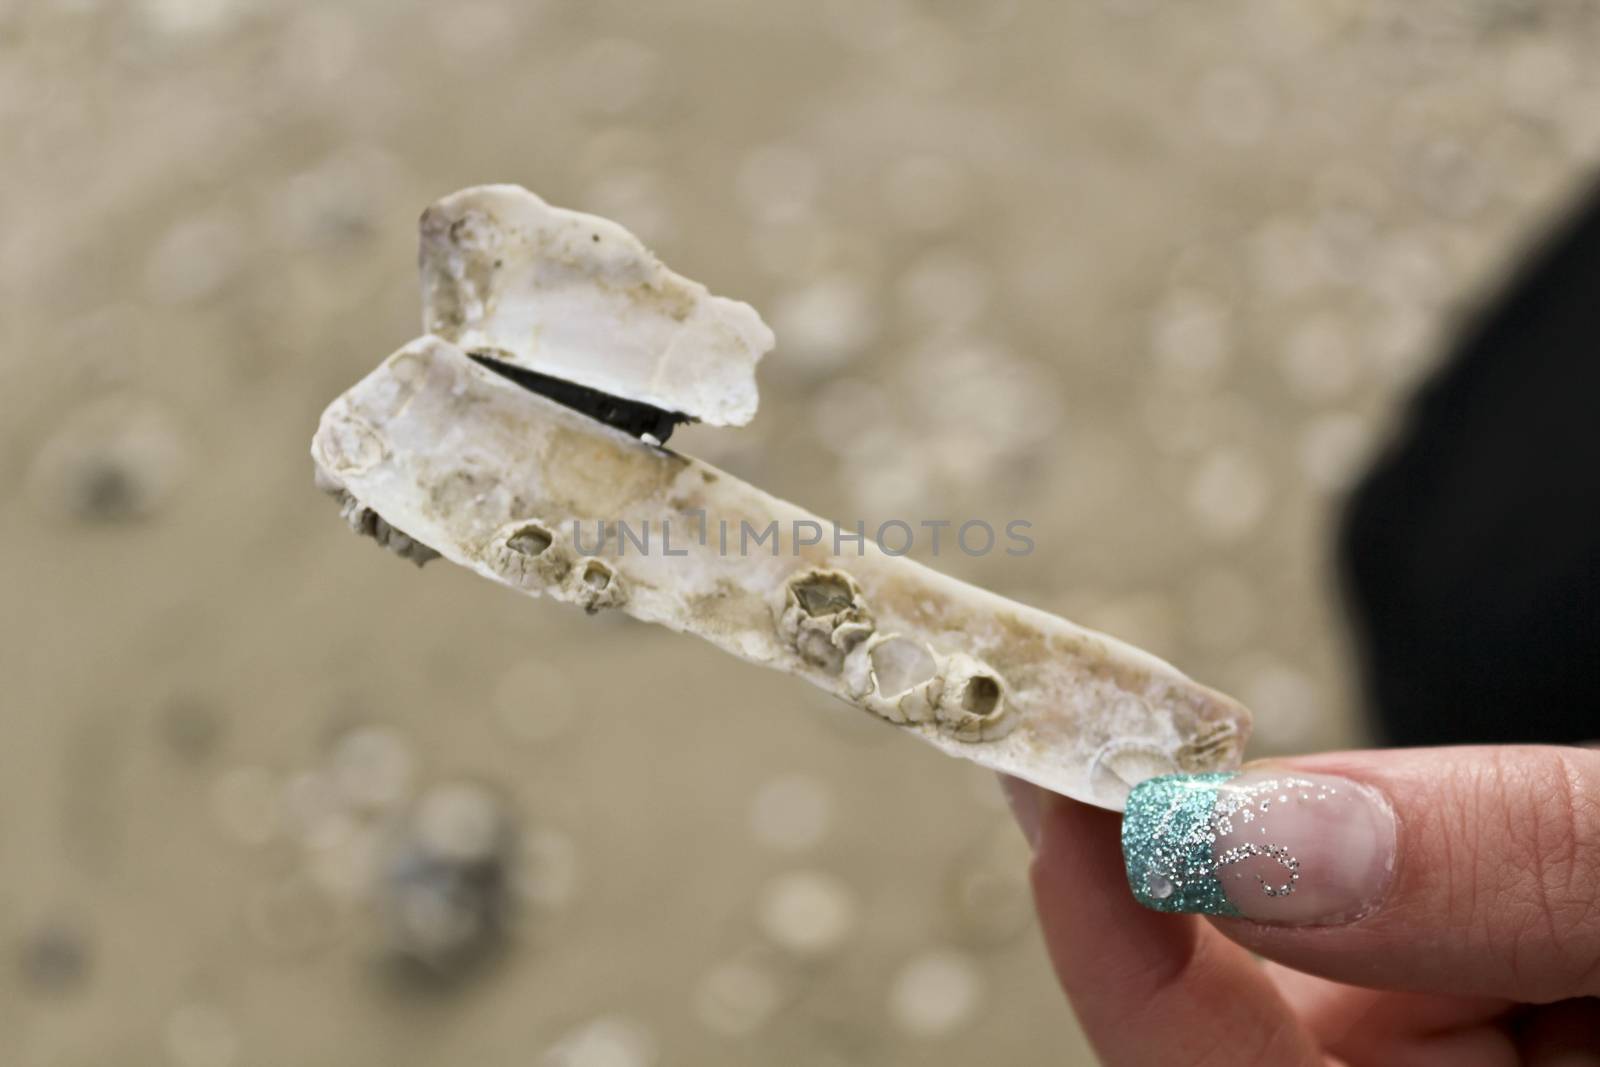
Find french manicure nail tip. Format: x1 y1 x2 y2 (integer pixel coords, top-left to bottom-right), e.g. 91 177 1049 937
1122 773 1240 916
1122 771 1397 925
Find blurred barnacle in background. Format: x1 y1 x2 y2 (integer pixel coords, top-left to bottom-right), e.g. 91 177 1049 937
378 780 517 986
543 1015 658 1067
16 922 92 997
888 948 985 1038
756 869 859 959
211 726 552 991
29 396 187 523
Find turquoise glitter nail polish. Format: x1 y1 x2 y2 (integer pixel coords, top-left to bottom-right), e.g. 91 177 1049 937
1122 773 1240 916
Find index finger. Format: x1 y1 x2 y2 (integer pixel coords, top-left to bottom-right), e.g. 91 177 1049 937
1120 745 1600 1002
1009 780 1323 1065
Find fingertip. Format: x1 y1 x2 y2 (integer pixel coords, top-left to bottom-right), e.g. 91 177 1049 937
1027 789 1323 1065
1030 789 1201 988
1032 789 1123 885
1204 746 1600 1000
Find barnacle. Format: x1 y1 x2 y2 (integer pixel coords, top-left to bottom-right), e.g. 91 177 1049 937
779 569 874 674
311 185 1251 810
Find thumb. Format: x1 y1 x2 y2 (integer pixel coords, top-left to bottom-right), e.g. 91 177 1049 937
1120 744 1600 1002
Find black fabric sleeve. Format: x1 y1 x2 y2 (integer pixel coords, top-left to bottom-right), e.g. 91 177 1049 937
1339 188 1600 746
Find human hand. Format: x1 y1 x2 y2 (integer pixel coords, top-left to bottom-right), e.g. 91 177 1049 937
1003 746 1600 1065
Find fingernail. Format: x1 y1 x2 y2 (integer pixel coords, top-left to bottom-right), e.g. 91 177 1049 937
998 774 1042 852
1122 770 1396 925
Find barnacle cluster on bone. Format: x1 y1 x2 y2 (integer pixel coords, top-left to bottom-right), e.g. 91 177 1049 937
311 185 1251 811
782 569 1010 742
488 518 626 616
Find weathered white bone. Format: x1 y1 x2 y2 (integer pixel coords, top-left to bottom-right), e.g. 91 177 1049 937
419 184 773 427
312 186 1250 811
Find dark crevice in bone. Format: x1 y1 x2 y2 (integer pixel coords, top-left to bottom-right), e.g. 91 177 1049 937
466 351 692 444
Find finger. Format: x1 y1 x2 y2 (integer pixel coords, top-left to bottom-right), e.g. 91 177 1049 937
1016 780 1324 1065
1265 962 1509 1047
1117 745 1600 1001
1265 965 1517 1066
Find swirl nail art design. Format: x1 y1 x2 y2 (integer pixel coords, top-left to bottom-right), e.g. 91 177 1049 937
1122 770 1396 924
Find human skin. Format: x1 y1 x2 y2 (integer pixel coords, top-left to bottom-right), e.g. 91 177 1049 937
1003 746 1600 1066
